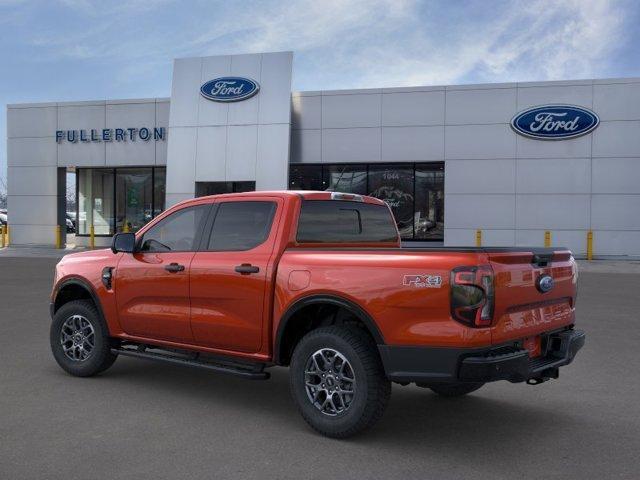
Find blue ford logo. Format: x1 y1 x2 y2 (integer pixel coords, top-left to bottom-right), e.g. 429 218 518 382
200 77 259 102
511 105 599 140
536 274 554 293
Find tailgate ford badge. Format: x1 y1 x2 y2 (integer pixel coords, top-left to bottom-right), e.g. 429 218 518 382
536 274 554 293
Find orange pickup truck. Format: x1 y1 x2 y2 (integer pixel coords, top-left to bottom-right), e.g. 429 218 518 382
50 191 584 437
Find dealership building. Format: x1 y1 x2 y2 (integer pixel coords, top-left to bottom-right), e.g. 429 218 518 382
6 51 640 256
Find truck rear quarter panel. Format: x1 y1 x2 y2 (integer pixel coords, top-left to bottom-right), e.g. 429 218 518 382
274 249 493 348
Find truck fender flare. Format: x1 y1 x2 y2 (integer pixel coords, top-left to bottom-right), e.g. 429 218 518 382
52 277 109 333
274 294 385 365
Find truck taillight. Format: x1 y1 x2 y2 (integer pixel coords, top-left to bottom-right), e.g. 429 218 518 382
450 265 495 327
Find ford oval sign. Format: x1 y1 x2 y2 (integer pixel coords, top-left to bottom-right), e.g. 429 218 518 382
511 105 599 140
536 274 555 293
200 77 259 102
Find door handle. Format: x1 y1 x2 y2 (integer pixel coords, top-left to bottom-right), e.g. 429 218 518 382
235 263 260 275
164 262 185 273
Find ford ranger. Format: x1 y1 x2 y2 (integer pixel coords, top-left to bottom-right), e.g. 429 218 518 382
50 191 585 438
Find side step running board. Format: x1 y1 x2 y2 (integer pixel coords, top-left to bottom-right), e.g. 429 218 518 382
111 346 270 380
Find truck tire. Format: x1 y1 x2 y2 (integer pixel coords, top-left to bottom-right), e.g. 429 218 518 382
427 382 484 397
50 299 117 377
289 325 391 438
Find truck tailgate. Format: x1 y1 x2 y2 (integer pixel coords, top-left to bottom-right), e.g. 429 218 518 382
488 248 577 345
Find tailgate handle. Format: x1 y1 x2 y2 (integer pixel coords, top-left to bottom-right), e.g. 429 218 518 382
532 254 552 267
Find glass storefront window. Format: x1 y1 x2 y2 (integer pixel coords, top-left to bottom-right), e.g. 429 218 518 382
368 165 414 239
77 169 114 235
287 162 445 241
116 169 153 233
77 167 166 236
195 181 256 197
289 165 324 190
154 168 166 217
414 164 444 240
324 164 367 194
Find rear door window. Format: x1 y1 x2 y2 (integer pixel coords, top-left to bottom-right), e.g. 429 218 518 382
297 200 398 243
207 201 277 251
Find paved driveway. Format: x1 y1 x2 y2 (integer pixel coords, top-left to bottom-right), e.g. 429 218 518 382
1 256 638 479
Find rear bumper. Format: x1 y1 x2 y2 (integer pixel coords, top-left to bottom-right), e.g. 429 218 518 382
379 328 585 384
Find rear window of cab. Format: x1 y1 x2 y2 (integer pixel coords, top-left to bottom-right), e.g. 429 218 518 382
296 200 399 243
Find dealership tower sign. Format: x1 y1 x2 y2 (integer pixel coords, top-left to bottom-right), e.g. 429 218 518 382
511 105 599 140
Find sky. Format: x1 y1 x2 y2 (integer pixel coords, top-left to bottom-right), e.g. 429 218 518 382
1 0 640 193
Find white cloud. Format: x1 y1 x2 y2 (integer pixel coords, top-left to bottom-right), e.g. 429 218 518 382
13 0 634 87
303 0 627 87
188 0 629 88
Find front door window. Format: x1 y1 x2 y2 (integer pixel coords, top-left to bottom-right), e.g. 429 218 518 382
139 205 209 252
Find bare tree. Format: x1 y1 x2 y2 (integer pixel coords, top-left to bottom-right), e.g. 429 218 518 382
0 175 7 209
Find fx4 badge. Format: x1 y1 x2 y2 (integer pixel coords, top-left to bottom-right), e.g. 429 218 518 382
403 274 442 288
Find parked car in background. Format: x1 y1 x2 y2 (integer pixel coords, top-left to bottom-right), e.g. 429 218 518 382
0 211 7 227
66 214 75 233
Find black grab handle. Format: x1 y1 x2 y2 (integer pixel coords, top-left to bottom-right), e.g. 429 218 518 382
235 264 260 275
164 263 185 273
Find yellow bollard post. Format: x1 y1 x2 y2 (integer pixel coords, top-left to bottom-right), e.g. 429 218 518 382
5 225 9 246
55 225 62 249
0 225 5 248
475 229 482 247
587 230 593 261
123 221 129 233
544 230 551 247
89 224 95 249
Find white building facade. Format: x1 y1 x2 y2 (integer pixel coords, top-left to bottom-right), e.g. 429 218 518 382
6 51 640 257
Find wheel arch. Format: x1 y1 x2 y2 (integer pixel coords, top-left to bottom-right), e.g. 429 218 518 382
52 278 109 333
274 294 385 366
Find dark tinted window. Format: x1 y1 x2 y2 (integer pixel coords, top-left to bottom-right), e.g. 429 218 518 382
207 201 276 251
297 200 398 243
140 205 208 252
289 165 324 190
195 181 255 197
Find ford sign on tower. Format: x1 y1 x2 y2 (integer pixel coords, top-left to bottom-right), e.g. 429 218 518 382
511 105 599 140
200 77 260 102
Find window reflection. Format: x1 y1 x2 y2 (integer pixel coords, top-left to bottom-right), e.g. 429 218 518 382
116 169 153 233
368 165 414 239
324 165 367 194
78 169 114 235
415 165 444 240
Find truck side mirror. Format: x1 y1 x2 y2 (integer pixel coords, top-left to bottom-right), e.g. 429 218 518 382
111 232 136 254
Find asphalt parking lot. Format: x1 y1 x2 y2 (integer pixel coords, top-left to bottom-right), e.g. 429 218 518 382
1 254 639 479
